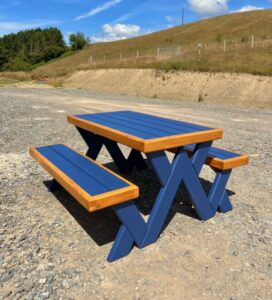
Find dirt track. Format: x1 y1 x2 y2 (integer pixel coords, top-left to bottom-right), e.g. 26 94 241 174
64 69 272 108
0 85 271 299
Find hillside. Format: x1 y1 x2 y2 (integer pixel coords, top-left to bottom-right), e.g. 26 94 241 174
36 10 272 76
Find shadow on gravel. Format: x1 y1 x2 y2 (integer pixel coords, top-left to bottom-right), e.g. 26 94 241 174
43 161 235 247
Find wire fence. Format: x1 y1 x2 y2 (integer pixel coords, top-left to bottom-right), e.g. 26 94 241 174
86 36 272 66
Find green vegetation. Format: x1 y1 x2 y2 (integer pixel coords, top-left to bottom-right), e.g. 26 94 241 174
35 10 272 77
69 32 90 50
0 28 66 71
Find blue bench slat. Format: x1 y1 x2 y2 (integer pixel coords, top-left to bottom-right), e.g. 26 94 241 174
37 146 128 196
50 145 129 190
185 144 240 160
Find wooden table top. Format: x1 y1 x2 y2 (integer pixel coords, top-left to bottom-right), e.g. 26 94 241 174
68 111 223 153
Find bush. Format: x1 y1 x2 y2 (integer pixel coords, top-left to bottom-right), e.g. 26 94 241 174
43 46 66 62
69 32 90 50
6 57 32 72
0 47 9 71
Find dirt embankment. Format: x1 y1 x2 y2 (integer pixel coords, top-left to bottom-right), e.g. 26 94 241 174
64 69 272 108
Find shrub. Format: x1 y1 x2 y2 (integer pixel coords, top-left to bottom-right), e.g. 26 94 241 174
43 46 66 62
6 57 32 72
69 32 90 50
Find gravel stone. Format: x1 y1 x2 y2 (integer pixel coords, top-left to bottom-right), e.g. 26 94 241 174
0 86 271 299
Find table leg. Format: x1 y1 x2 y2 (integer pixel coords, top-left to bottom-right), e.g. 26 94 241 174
76 128 147 172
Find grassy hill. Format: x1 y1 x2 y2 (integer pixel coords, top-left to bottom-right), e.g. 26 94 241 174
36 10 272 77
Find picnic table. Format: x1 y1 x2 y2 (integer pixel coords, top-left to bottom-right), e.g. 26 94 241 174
30 110 249 262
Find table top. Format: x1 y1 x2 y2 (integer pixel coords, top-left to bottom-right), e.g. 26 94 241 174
68 111 223 153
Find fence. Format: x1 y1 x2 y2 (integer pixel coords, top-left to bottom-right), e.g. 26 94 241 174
86 36 272 66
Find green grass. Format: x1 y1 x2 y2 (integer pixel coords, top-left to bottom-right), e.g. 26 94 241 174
33 10 272 76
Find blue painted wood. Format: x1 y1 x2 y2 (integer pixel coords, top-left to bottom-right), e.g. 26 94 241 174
76 128 147 173
123 111 210 131
191 141 212 174
77 128 103 160
74 111 213 140
93 112 197 136
107 225 134 262
185 144 241 160
112 201 146 247
127 150 147 170
51 144 128 190
208 170 231 212
146 151 171 186
218 191 233 213
36 145 129 196
142 149 190 246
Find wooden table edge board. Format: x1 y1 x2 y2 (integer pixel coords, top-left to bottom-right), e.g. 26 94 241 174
29 147 139 212
67 115 223 153
168 147 249 170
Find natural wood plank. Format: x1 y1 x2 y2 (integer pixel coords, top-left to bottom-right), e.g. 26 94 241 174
68 115 223 153
29 147 139 212
168 148 249 170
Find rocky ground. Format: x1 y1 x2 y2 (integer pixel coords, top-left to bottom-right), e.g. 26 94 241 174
0 85 271 300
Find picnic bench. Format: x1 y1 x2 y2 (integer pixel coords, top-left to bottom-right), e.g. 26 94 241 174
30 110 249 262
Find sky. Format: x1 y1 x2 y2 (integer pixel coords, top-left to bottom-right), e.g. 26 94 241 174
0 0 271 42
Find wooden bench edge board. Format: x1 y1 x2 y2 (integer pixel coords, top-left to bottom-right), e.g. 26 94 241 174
168 148 249 170
68 115 223 153
29 147 139 212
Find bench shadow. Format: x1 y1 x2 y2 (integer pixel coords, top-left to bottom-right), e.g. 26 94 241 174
43 160 235 247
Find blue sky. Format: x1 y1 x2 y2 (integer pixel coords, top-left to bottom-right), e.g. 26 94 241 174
0 0 271 42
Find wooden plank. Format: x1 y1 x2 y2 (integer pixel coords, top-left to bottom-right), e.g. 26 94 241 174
168 147 249 170
29 147 139 212
68 115 146 152
68 115 223 153
143 129 223 153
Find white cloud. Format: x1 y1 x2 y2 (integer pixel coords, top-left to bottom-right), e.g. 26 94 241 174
166 15 174 22
91 23 141 42
75 0 123 21
188 0 229 16
234 5 264 13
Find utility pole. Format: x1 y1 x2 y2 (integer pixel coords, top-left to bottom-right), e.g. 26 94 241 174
181 7 184 25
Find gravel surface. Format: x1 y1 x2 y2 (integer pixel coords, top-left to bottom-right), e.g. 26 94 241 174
0 85 271 300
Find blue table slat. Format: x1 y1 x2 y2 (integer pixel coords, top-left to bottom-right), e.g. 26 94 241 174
98 112 195 136
75 111 213 140
185 144 240 160
78 115 156 139
122 111 210 131
37 145 128 196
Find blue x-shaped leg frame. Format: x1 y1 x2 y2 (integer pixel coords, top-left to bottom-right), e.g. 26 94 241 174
77 128 233 262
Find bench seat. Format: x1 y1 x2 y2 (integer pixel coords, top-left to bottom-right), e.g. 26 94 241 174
169 144 249 170
29 144 139 212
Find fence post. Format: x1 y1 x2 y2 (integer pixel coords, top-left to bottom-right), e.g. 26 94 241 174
120 53 122 61
251 35 255 49
157 48 160 57
88 56 93 64
103 55 106 63
224 39 226 52
136 50 139 59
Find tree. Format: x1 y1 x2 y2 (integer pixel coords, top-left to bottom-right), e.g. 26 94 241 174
5 57 32 71
69 32 89 50
0 47 9 71
0 27 67 70
43 45 65 62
